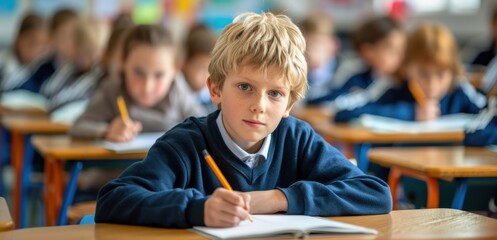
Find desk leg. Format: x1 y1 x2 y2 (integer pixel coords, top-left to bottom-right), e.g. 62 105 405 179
44 157 54 226
44 157 64 226
57 161 82 225
451 178 468 209
11 132 33 228
355 143 371 172
388 167 440 209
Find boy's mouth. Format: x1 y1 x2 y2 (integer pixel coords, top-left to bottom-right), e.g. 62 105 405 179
243 119 265 127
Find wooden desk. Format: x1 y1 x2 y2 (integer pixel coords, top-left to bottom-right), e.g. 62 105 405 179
313 122 463 172
1 115 70 228
0 105 48 117
1 209 497 239
31 135 149 226
291 107 464 172
368 147 497 209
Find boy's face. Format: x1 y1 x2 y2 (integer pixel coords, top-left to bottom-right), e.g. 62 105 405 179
124 45 176 108
183 53 211 92
76 41 104 72
52 21 77 63
208 66 292 153
304 33 337 70
16 29 48 64
363 30 405 75
407 63 452 100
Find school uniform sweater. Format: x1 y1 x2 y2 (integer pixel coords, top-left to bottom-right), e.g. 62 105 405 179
334 80 487 122
0 49 46 93
69 76 206 138
95 110 392 228
464 117 497 146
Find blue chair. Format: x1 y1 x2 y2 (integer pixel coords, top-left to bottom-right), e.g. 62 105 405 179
78 214 95 224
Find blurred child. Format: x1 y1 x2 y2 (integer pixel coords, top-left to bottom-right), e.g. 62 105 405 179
45 17 109 118
309 16 405 107
335 23 487 122
471 6 497 67
23 9 78 94
69 24 205 141
300 12 340 101
0 13 48 92
95 12 391 228
181 24 217 112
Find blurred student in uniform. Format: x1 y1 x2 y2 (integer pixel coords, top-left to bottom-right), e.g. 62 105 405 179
0 13 49 93
334 23 487 122
181 24 217 113
309 16 405 110
299 12 341 102
44 17 109 122
70 24 204 141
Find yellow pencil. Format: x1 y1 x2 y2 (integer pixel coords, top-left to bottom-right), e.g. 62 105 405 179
202 149 253 222
408 80 427 107
117 96 130 122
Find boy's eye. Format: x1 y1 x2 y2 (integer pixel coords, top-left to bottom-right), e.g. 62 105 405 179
134 68 145 77
155 72 164 79
238 83 251 91
268 90 282 98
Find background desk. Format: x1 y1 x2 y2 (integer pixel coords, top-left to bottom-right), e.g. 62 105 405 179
1 115 69 228
32 135 149 226
1 209 497 239
368 147 497 209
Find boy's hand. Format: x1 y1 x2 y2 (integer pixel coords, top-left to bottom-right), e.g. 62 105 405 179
104 117 142 142
415 100 440 121
204 188 251 227
247 190 288 214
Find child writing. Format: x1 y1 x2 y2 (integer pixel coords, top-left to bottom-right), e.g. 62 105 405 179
308 16 405 107
181 24 218 113
0 13 48 93
335 23 487 122
95 12 391 228
69 24 205 141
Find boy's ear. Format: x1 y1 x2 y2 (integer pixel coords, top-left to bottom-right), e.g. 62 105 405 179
207 77 221 104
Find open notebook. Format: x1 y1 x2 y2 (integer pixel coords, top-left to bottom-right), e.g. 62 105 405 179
192 215 377 239
100 132 164 153
1 89 48 111
358 113 477 133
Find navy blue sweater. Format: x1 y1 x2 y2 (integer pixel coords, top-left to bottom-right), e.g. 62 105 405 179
335 81 487 122
95 111 391 228
471 42 495 67
309 69 375 104
464 116 497 146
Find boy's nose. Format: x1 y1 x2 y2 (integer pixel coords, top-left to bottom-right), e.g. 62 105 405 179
250 94 266 113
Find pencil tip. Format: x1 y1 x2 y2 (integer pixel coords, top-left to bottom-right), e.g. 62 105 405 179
202 149 209 157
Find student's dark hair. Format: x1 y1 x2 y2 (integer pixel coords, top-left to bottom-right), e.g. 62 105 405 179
17 13 45 36
351 16 401 52
492 5 497 22
112 13 134 31
122 24 175 60
185 24 216 60
49 8 78 34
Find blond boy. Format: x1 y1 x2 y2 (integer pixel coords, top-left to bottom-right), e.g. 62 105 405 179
96 12 391 228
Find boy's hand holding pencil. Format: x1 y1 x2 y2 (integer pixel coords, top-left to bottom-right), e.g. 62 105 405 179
103 96 143 142
203 150 253 227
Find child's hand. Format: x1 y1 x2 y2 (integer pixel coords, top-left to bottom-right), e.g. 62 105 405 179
247 190 288 214
415 100 440 121
204 188 251 227
104 117 142 142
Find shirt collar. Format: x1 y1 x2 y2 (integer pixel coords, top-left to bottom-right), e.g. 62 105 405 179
216 111 271 160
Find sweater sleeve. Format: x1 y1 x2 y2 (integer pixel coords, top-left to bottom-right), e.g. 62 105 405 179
68 82 116 139
95 138 208 228
278 125 392 216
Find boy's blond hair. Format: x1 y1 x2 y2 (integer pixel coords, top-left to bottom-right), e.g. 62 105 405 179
208 12 308 106
75 17 109 58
